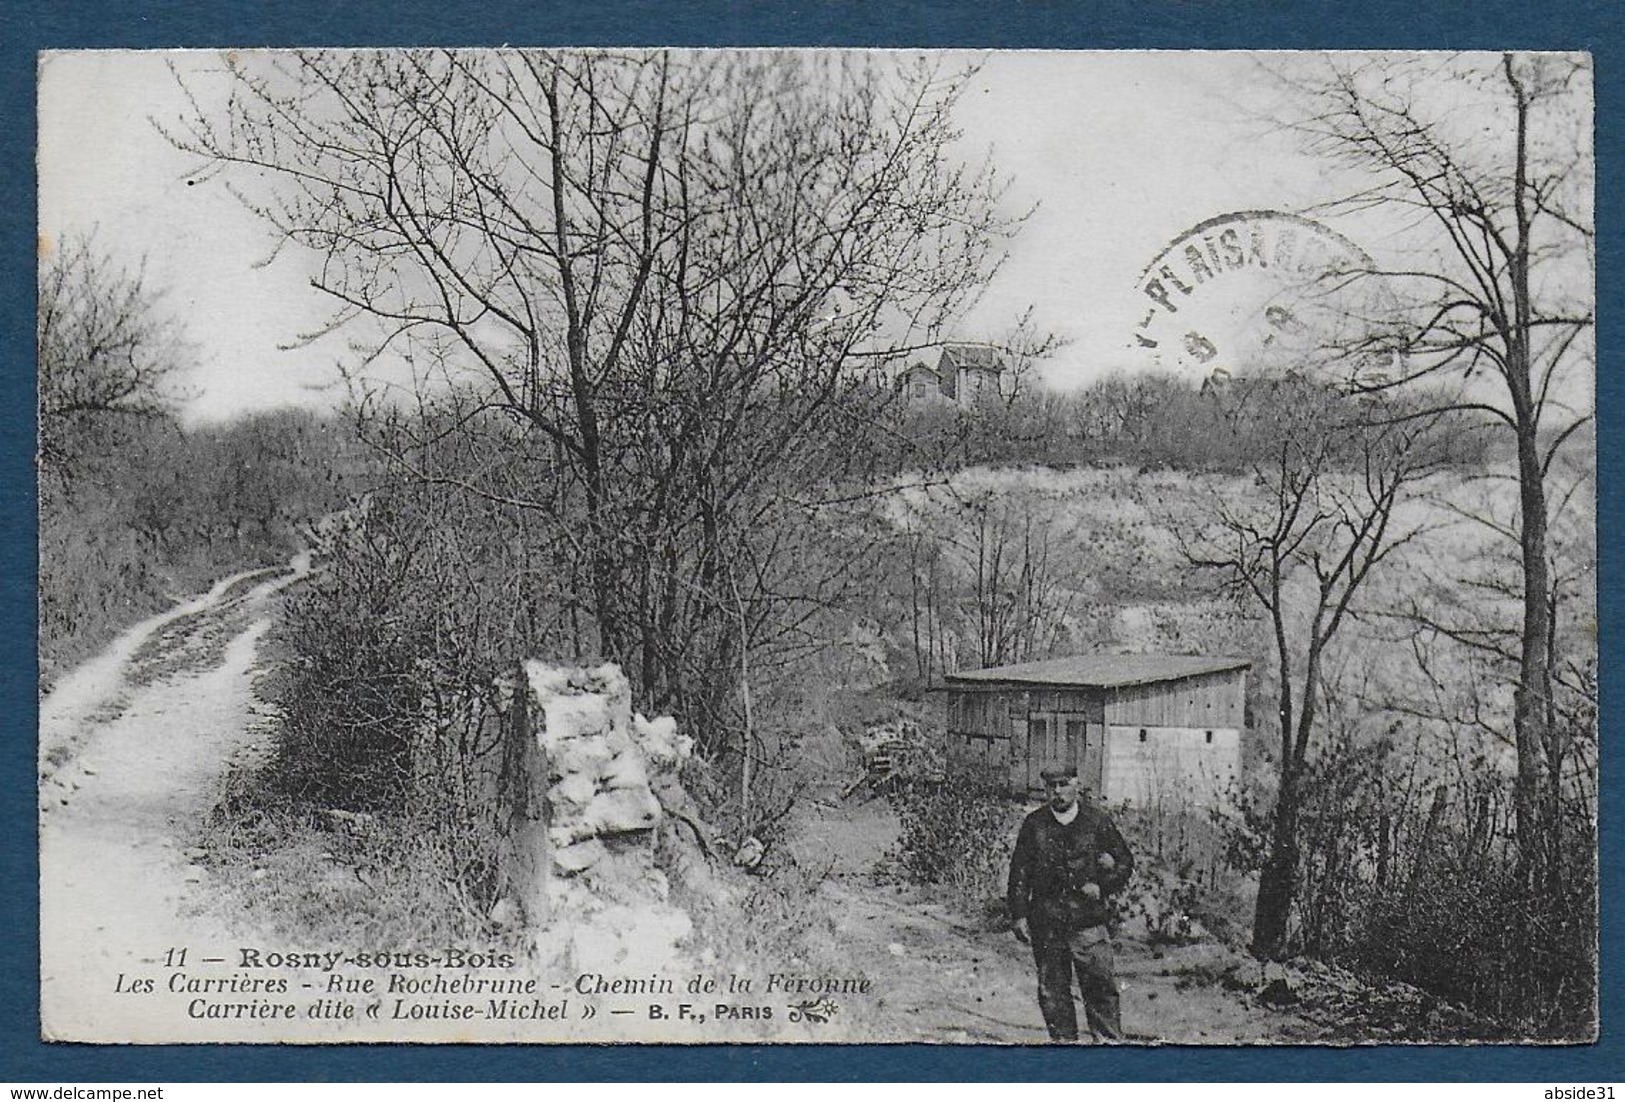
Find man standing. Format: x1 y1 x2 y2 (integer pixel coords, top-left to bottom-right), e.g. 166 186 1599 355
1007 762 1134 1043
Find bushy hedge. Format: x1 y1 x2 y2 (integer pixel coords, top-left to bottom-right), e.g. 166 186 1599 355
268 474 526 816
260 481 524 931
272 522 426 806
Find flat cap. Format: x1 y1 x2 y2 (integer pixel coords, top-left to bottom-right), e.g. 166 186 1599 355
1038 761 1077 781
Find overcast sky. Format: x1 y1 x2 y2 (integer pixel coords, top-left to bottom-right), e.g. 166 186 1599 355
36 50 1572 425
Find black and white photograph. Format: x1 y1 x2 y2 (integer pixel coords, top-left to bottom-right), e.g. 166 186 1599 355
36 48 1596 1045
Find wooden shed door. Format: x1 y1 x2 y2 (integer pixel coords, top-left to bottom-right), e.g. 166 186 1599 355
1081 721 1107 796
1025 715 1050 791
1057 714 1105 793
1060 715 1084 777
1027 711 1091 788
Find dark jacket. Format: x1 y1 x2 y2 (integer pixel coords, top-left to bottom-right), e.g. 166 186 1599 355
1007 800 1134 931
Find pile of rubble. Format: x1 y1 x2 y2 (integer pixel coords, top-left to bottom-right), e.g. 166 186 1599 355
517 661 703 981
841 716 944 799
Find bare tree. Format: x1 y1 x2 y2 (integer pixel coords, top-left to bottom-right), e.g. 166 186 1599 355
1275 52 1594 895
37 235 190 486
904 524 948 686
962 492 1074 669
1186 376 1451 958
168 50 1026 808
991 308 1064 409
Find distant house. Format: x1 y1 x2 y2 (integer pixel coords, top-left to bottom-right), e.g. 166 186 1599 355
896 361 943 401
895 344 1005 406
940 654 1250 809
936 344 1003 405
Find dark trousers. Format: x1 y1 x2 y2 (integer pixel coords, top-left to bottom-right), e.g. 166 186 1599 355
1030 922 1121 1043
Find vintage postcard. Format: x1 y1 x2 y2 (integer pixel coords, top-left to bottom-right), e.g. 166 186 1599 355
37 48 1595 1045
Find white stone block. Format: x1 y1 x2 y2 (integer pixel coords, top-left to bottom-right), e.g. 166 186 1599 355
553 837 607 874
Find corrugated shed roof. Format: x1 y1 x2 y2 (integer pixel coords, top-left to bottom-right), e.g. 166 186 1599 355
942 654 1251 689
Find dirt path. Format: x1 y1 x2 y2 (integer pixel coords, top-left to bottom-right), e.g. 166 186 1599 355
38 557 308 1043
824 876 1322 1044
790 800 1323 1044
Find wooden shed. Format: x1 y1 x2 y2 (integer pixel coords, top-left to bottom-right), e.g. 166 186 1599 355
940 654 1250 809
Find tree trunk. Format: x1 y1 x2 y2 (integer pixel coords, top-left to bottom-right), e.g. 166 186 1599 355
1376 804 1393 892
1504 53 1559 900
499 662 551 927
1512 420 1554 893
1406 784 1449 902
909 537 929 683
1252 770 1302 960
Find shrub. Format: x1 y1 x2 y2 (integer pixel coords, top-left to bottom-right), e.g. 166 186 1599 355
198 765 513 948
272 521 426 807
1117 866 1209 946
1228 725 1597 1038
1346 838 1595 1040
884 777 1022 911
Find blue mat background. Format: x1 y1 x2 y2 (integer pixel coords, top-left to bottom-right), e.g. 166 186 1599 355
3 0 1619 1082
